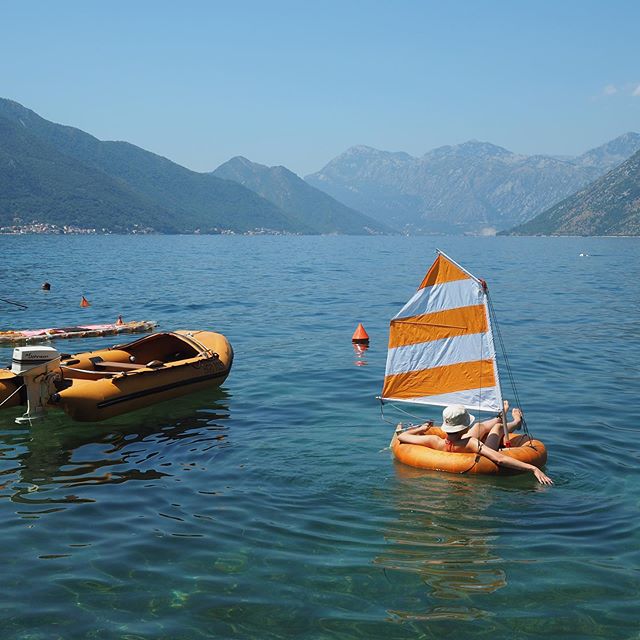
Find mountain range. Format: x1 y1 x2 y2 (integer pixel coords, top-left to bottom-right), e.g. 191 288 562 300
0 114 175 232
505 148 640 236
213 156 390 234
2 96 640 236
305 134 640 234
0 98 383 234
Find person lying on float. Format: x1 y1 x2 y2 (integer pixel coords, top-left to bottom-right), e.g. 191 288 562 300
396 403 553 485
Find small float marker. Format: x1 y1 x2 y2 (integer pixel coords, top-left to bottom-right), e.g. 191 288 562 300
80 296 91 308
115 315 124 326
352 323 370 344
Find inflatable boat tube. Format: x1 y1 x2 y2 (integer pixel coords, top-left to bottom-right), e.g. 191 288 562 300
54 330 233 422
0 330 233 422
391 426 547 475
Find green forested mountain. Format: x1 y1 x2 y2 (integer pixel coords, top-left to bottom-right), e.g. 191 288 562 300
0 115 176 231
0 98 310 233
213 156 392 234
505 149 640 236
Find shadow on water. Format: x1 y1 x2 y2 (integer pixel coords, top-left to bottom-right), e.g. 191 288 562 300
0 389 231 511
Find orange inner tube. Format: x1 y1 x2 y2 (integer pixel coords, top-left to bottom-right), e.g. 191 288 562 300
391 426 547 475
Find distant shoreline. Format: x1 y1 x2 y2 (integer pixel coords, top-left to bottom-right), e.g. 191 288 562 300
2 228 637 238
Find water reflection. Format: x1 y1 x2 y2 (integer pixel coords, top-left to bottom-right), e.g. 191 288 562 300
375 463 506 620
352 343 369 366
0 390 231 511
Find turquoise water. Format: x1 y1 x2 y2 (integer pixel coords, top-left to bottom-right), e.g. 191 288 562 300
0 235 638 639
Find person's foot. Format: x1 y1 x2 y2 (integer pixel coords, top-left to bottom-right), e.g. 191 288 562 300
511 408 523 428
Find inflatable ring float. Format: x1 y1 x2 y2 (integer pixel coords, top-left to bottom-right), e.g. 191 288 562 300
391 426 547 475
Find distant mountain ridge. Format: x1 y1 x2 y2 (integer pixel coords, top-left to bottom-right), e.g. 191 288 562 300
504 149 640 236
0 98 312 234
306 134 640 234
0 114 175 232
213 156 391 235
3 96 639 236
572 132 640 170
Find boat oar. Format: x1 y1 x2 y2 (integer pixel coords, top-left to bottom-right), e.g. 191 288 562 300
0 297 28 309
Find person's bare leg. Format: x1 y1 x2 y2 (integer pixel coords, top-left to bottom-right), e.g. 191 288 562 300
483 423 504 450
468 400 509 440
484 408 524 449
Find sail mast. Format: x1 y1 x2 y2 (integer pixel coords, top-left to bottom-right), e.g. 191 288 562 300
443 249 509 440
435 250 482 284
448 246 511 441
438 250 509 424
480 280 509 444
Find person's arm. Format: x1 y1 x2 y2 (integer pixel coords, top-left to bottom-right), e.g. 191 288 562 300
396 422 436 445
397 433 439 445
395 422 430 435
471 438 553 485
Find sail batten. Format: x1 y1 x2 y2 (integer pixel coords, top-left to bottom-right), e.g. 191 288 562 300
382 251 503 414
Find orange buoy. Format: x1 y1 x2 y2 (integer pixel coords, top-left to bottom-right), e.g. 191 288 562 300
115 315 124 326
80 296 91 308
352 323 369 344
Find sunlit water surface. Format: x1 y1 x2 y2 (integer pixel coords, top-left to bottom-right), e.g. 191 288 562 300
0 235 638 639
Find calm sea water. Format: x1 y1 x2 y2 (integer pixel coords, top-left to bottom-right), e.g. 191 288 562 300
0 235 638 639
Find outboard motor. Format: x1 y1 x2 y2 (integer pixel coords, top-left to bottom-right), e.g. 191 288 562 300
11 346 61 424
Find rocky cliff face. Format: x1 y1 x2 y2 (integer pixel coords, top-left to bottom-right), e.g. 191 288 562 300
505 149 640 236
306 135 640 234
573 132 640 171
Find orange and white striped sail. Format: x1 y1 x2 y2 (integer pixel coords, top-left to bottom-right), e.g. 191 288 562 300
381 251 503 413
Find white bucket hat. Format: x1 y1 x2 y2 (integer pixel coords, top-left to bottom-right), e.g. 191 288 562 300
442 404 475 433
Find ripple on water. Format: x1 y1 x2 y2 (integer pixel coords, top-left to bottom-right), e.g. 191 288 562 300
1 236 639 639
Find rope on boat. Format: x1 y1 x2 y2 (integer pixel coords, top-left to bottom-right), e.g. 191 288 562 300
486 294 532 440
378 397 431 427
0 383 25 408
60 365 119 377
178 332 215 358
0 297 27 309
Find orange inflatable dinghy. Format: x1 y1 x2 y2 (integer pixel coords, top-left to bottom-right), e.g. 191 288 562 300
391 426 547 475
0 330 233 423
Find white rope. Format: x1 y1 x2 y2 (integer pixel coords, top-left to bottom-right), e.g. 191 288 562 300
379 398 434 426
0 383 25 408
60 365 118 377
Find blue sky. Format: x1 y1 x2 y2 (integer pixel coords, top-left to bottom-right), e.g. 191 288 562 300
1 0 639 175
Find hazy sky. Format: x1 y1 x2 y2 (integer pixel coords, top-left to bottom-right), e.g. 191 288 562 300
2 0 639 175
